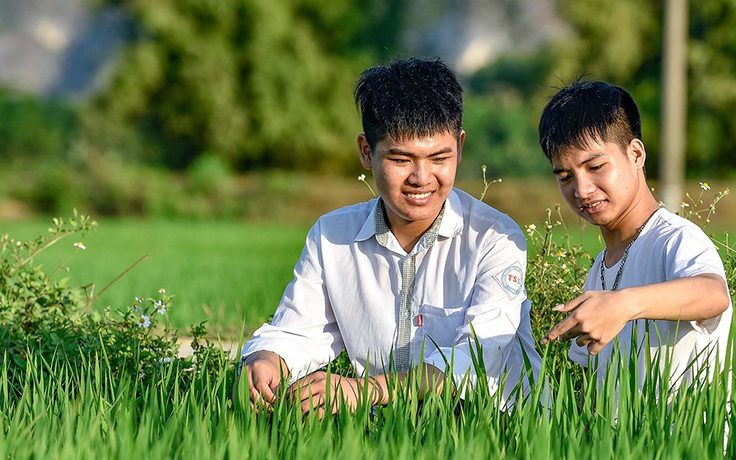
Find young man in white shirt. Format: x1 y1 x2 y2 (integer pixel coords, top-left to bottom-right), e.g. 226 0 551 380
238 57 542 415
538 80 732 391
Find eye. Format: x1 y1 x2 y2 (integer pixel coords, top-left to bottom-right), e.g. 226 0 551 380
389 157 410 164
431 156 449 163
556 174 572 183
589 163 604 171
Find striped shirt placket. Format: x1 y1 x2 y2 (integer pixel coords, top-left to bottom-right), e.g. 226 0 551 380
394 254 416 371
375 199 444 372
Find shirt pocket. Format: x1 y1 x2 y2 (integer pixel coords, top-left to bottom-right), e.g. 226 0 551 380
418 304 466 347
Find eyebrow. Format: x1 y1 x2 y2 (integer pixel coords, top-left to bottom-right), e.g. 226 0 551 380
385 146 455 157
552 153 607 175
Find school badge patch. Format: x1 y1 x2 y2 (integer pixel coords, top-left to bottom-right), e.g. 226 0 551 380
494 263 523 300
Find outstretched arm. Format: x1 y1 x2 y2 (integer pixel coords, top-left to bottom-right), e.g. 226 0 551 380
541 274 730 355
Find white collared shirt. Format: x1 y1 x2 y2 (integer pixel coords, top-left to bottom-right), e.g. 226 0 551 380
241 188 542 405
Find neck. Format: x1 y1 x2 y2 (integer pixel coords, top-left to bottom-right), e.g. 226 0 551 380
392 220 432 253
601 198 660 264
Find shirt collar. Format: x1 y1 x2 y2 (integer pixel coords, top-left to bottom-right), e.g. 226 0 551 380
355 189 465 245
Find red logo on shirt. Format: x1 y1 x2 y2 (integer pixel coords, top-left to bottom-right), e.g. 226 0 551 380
494 263 523 299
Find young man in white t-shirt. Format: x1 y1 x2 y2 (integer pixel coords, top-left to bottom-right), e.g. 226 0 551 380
537 80 732 391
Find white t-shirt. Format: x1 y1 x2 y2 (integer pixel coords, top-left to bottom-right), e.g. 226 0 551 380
242 189 542 407
570 208 733 390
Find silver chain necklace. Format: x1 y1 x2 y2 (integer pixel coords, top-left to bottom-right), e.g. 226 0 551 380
599 211 657 291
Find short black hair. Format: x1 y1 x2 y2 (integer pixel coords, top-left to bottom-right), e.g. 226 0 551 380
538 80 641 161
353 57 463 148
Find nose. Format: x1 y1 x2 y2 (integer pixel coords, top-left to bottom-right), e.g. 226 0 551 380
408 160 430 185
573 174 595 199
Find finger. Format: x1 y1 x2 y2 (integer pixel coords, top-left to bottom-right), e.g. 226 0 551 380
285 378 313 402
575 333 596 347
541 317 578 344
551 293 587 313
300 393 325 414
587 338 609 356
558 323 585 342
251 377 277 403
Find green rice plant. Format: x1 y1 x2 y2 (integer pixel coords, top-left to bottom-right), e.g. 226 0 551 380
3 330 733 459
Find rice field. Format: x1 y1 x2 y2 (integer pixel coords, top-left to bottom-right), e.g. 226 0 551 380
1 197 734 458
1 339 733 459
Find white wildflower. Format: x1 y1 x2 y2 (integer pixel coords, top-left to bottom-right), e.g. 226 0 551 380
138 315 151 328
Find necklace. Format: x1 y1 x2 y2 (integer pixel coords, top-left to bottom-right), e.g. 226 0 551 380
599 210 658 291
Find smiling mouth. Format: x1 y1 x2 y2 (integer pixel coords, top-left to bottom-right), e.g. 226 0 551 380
579 201 602 212
406 192 432 199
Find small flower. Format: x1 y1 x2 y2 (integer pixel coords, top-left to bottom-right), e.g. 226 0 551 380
138 315 151 328
160 356 172 364
158 288 166 294
554 278 565 285
555 250 567 259
680 202 689 208
560 263 568 271
73 241 86 250
358 173 376 197
525 224 536 235
155 300 166 315
16 241 22 247
700 182 711 191
135 296 144 304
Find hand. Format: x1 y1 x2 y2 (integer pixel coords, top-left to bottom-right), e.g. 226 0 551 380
285 372 381 417
540 290 635 355
242 350 288 410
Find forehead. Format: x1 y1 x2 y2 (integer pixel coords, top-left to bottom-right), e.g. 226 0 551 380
552 139 625 166
378 131 459 151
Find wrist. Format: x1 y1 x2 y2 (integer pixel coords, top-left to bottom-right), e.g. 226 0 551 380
245 350 288 376
619 288 642 322
367 376 388 406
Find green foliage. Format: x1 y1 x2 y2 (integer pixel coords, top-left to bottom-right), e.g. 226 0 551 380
549 0 736 178
85 0 368 172
461 95 548 178
0 88 78 164
0 212 231 398
2 326 734 457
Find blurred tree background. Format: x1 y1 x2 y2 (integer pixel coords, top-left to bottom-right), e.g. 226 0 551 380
0 0 735 220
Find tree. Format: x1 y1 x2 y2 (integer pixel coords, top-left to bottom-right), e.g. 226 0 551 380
546 0 736 178
84 0 393 172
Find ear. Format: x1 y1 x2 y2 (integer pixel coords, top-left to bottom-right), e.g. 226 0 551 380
456 130 466 164
628 138 647 169
357 134 373 170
